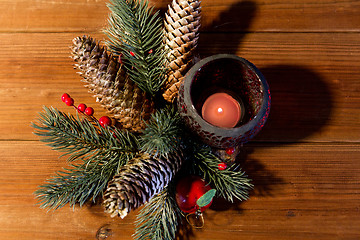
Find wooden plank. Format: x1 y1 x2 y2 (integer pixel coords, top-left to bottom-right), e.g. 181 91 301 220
0 33 109 141
207 32 360 143
197 142 360 240
0 141 136 240
0 0 108 33
0 141 358 239
0 32 359 142
200 0 360 32
0 0 359 33
1 1 358 240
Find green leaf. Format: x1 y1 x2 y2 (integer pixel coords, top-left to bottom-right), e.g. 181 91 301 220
196 189 216 208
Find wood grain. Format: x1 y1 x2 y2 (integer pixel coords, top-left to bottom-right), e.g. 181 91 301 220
1 0 359 32
0 142 358 239
1 32 359 142
0 0 359 239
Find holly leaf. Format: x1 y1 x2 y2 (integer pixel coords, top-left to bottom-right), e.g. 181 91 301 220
196 189 216 208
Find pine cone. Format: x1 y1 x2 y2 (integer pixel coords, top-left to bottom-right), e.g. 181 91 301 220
162 0 201 103
103 151 183 218
71 35 155 132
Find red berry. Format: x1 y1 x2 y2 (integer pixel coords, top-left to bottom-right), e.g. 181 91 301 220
61 93 70 102
129 51 135 57
64 97 74 106
218 162 227 171
84 107 94 116
175 176 212 214
99 116 112 127
148 49 153 54
225 147 235 155
77 103 87 113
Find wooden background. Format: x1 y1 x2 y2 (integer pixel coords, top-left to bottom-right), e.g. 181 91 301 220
0 0 359 239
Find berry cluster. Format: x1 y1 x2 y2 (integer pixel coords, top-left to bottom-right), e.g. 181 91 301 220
61 93 112 127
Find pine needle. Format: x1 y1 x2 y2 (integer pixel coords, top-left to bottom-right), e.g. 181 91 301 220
32 106 138 162
35 159 117 210
105 0 166 96
133 186 181 240
32 106 139 209
140 106 183 157
195 146 253 202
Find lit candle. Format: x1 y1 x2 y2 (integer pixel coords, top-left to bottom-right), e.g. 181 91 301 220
201 92 242 128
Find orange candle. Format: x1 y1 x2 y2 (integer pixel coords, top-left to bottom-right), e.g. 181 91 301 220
201 92 242 128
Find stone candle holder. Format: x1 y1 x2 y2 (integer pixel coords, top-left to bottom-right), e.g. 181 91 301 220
177 54 271 149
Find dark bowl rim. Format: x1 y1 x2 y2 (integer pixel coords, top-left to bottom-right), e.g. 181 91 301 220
181 54 271 135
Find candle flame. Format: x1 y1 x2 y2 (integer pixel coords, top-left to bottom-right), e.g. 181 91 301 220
217 107 223 114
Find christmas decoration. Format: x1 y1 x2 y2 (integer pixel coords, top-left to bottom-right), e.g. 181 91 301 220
61 93 70 102
99 116 112 127
72 35 154 132
84 106 94 116
226 147 236 155
175 175 213 214
77 103 87 113
213 145 241 167
218 162 227 171
31 0 260 239
134 186 182 240
104 151 183 218
162 0 201 102
33 106 139 210
104 0 166 96
64 97 74 106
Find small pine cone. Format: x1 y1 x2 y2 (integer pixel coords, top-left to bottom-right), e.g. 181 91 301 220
71 36 154 132
103 151 183 219
162 0 201 103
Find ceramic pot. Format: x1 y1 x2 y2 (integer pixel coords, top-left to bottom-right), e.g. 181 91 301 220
177 54 271 148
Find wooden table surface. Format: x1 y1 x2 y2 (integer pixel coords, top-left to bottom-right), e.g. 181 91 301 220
1 0 359 239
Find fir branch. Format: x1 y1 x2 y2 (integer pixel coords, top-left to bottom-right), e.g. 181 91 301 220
133 186 181 240
35 155 123 210
140 106 183 157
195 145 253 202
105 0 166 96
32 106 139 209
32 106 139 162
35 150 136 210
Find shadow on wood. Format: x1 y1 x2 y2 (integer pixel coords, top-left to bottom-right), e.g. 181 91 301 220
202 0 257 33
198 0 257 56
257 65 334 143
241 146 284 197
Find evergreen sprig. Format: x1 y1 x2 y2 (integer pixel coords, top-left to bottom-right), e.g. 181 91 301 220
195 145 253 202
32 106 139 209
105 0 166 96
140 106 183 157
133 106 184 239
134 186 181 240
32 106 138 162
35 157 120 210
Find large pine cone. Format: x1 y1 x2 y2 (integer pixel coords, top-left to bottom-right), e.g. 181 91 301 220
162 0 201 103
71 35 154 132
103 151 183 218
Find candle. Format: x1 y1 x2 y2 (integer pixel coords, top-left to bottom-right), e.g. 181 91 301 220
201 92 242 128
